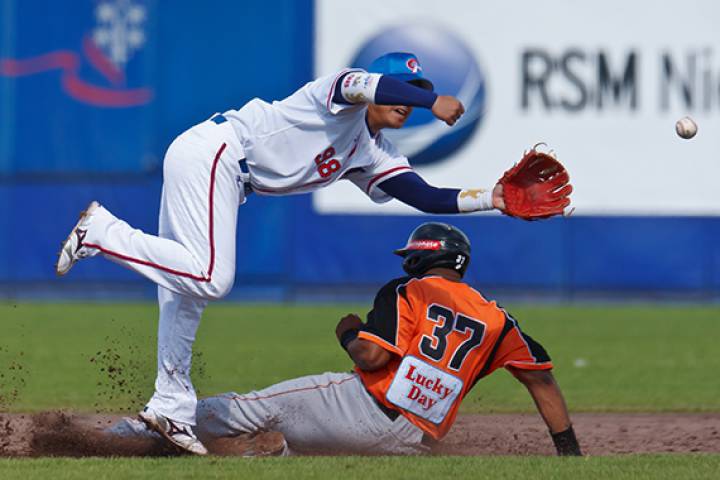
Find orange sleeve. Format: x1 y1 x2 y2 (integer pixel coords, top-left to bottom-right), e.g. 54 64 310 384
487 315 553 374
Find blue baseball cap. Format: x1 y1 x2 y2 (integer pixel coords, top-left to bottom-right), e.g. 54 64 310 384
368 52 434 91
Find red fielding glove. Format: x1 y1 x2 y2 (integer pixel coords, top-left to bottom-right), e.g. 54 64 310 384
498 145 573 220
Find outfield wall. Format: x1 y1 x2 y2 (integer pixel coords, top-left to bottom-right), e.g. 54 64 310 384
0 1 718 300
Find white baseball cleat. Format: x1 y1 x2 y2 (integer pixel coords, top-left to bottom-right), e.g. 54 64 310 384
138 407 208 456
55 200 101 276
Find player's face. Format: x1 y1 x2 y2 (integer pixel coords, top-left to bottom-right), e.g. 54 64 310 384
367 104 414 130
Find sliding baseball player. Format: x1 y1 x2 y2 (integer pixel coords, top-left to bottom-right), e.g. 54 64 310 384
110 223 581 456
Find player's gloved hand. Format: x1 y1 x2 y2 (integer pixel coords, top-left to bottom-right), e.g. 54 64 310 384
492 184 505 211
335 313 363 341
497 144 573 220
431 96 465 126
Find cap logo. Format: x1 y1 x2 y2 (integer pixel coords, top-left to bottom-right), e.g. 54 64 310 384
406 57 421 73
406 239 441 250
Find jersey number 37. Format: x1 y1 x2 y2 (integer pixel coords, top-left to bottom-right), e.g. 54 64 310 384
419 304 486 371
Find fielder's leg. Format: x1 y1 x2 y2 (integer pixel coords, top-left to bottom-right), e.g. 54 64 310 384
145 286 206 424
63 119 242 300
137 121 244 455
58 120 244 455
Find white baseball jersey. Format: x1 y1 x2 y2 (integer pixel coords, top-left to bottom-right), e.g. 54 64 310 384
223 69 412 202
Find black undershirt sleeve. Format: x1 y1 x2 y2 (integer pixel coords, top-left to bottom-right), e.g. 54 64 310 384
362 277 411 347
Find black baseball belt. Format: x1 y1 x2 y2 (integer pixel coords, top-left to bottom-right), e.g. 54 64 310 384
371 396 436 447
373 396 401 421
361 381 400 421
364 384 438 448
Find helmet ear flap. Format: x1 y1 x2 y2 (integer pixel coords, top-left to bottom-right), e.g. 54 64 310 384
402 251 470 277
402 253 425 276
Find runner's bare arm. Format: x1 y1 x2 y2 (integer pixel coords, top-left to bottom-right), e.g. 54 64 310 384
508 367 582 456
336 313 391 371
509 368 571 432
347 340 391 371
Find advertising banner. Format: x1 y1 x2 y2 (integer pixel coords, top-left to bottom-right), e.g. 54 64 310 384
0 0 157 175
314 0 720 215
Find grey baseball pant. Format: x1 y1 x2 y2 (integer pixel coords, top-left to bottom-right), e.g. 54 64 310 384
194 371 427 455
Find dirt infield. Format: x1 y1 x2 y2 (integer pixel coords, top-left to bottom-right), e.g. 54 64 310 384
1 412 719 457
440 413 720 456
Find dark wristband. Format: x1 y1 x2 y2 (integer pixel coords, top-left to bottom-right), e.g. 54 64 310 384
339 328 360 351
551 426 582 456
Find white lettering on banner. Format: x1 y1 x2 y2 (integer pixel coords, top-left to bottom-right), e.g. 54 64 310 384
385 356 463 424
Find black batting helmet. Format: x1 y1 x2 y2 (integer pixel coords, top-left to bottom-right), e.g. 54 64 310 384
393 222 471 277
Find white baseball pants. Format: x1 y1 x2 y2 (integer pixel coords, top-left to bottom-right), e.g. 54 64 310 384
195 372 427 455
82 118 246 424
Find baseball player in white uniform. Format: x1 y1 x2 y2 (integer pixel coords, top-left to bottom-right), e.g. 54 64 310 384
56 52 509 455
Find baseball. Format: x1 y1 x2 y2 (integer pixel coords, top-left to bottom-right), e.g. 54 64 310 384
675 116 698 139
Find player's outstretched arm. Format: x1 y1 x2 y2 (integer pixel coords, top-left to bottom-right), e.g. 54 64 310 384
379 145 575 220
335 314 391 371
332 72 464 126
508 367 582 456
378 171 505 214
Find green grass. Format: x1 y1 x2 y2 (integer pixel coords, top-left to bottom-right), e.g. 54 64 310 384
2 454 720 480
0 303 719 413
1 302 719 476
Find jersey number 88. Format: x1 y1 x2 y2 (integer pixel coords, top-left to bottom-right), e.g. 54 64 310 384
315 146 341 178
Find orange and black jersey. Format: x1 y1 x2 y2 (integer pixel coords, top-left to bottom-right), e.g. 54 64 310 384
356 274 552 440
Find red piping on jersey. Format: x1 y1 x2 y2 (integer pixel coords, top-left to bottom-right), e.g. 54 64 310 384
366 166 412 193
230 375 356 402
250 176 334 194
347 138 359 159
326 68 361 111
83 143 226 283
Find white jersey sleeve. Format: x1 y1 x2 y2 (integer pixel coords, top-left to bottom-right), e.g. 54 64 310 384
225 69 410 199
308 68 367 115
343 133 413 203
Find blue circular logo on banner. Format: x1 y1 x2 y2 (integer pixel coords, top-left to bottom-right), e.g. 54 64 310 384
351 24 487 166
